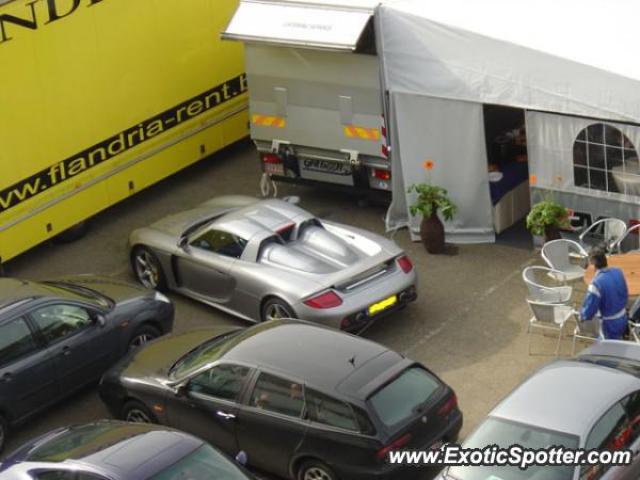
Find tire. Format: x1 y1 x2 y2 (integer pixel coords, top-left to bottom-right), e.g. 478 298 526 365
261 297 295 322
52 221 89 244
128 324 161 351
121 400 157 424
0 415 8 454
131 246 167 291
297 459 338 480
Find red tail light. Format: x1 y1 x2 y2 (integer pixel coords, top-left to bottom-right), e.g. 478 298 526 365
304 291 343 309
397 255 413 273
376 433 412 460
262 153 281 164
437 392 458 416
373 169 391 181
381 125 387 138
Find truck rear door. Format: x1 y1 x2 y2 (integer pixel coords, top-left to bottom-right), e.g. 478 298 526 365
223 1 390 191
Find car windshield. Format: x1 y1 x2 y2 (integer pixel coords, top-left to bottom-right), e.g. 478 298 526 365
447 418 579 480
369 366 441 428
149 444 252 480
171 330 242 379
41 281 113 309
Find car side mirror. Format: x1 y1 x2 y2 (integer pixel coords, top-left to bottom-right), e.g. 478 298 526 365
175 383 189 397
235 450 248 466
178 236 189 251
283 195 300 205
95 314 106 328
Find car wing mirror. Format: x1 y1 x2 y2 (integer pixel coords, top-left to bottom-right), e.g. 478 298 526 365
235 450 248 466
178 236 190 251
283 195 300 205
95 314 106 328
174 382 189 397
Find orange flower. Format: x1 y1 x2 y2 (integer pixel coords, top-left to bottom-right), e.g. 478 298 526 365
423 160 434 170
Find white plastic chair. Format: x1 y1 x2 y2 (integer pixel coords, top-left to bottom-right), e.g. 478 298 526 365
571 316 601 355
522 266 572 304
526 299 574 356
613 223 640 254
541 239 588 282
579 218 627 253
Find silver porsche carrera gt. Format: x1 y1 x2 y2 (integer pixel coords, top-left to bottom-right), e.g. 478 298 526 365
128 196 417 331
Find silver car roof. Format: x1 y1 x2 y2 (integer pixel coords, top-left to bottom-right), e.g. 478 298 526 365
213 199 312 240
491 359 640 438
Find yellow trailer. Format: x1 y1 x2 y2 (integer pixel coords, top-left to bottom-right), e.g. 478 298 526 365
0 0 248 264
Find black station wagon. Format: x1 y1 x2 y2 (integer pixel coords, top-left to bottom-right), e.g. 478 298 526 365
99 320 462 480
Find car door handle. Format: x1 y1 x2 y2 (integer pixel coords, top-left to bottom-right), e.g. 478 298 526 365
61 346 72 357
0 373 12 384
216 410 236 420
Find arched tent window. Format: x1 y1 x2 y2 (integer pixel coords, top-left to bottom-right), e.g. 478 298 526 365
573 124 639 195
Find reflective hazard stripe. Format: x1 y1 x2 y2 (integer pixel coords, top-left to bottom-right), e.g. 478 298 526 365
343 125 381 141
587 284 601 297
251 114 286 128
602 308 627 321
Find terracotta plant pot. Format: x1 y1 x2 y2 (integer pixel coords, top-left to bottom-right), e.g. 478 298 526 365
420 212 445 254
544 225 561 242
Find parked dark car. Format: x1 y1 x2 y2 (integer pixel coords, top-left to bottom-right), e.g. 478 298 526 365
0 276 174 451
99 319 462 480
0 420 254 479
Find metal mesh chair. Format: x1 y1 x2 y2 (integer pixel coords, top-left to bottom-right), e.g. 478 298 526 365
579 218 627 253
541 239 588 282
526 299 574 356
613 223 640 254
522 266 572 303
571 317 601 355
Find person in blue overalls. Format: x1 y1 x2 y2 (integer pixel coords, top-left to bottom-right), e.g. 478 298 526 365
581 245 629 340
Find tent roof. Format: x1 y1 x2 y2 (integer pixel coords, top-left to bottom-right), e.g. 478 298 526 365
379 0 640 122
390 0 640 82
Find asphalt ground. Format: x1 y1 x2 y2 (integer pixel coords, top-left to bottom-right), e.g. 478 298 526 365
1 140 585 477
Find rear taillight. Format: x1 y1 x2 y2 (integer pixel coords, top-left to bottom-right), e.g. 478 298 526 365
262 153 282 164
437 392 458 416
397 255 413 273
373 169 391 181
304 291 343 309
376 433 412 460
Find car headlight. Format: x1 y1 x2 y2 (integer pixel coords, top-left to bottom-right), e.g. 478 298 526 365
154 291 171 304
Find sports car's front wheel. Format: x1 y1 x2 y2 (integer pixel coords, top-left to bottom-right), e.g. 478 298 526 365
132 247 167 291
261 298 295 322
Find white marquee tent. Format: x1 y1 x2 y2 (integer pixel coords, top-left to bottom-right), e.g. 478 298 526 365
379 0 640 242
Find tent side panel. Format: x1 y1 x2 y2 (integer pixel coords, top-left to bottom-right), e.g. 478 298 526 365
388 93 495 243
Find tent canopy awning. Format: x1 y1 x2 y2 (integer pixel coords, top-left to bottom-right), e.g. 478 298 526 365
379 0 640 123
222 0 376 51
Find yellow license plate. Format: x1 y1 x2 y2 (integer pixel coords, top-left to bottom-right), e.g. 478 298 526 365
368 295 398 316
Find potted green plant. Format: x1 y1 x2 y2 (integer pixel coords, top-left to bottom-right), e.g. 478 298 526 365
408 184 457 254
526 199 570 243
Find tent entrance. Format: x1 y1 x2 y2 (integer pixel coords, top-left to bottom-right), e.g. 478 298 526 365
483 105 531 236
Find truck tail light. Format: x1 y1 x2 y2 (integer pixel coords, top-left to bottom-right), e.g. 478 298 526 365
437 392 458 416
376 433 412 460
373 169 391 181
397 255 413 273
262 153 281 164
304 291 343 309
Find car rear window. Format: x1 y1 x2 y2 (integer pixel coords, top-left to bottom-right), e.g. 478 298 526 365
369 367 441 428
448 417 579 480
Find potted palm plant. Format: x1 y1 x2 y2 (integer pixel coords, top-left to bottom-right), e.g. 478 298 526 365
526 199 570 243
408 184 457 254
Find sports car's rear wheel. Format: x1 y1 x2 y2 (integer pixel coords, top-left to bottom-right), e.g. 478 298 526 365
132 247 166 291
261 298 295 322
